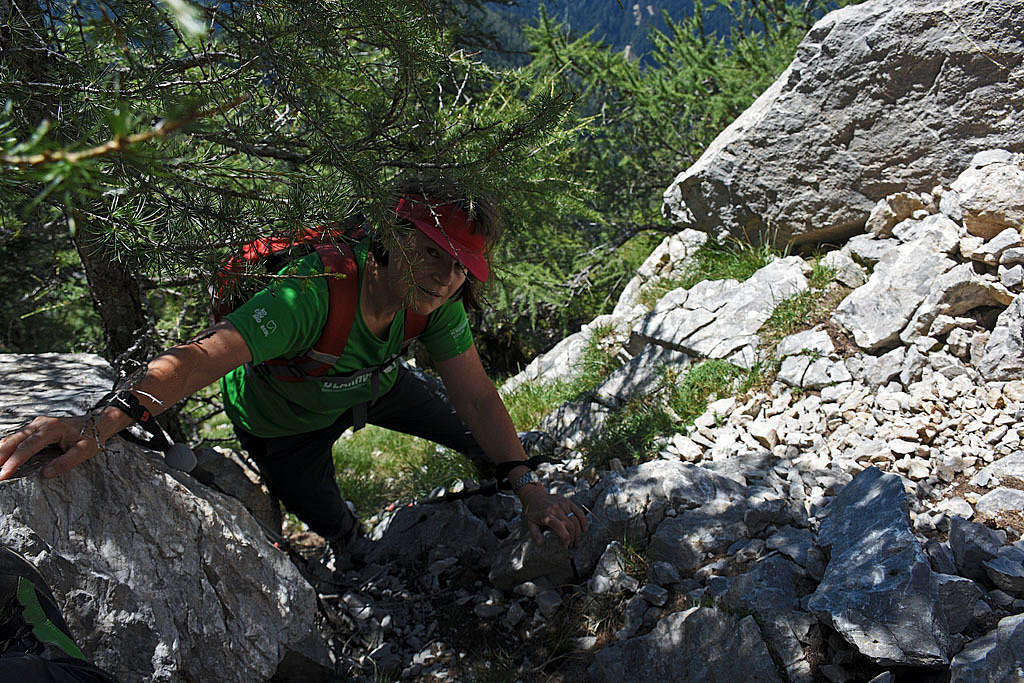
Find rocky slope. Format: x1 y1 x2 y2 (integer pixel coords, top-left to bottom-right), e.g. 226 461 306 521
3 0 1024 680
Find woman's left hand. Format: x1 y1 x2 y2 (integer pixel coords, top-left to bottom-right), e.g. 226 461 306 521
518 485 589 548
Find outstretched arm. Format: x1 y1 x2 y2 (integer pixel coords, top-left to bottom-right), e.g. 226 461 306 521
436 344 588 548
0 321 252 480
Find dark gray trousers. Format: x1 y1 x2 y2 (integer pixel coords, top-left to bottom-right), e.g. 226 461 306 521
233 363 488 541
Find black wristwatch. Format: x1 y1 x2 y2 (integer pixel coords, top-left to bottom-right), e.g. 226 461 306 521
91 390 169 451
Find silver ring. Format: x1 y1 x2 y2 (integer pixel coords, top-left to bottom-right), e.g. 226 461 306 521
567 512 575 518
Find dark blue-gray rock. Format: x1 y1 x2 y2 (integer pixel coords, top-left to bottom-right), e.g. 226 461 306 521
767 526 826 580
580 461 748 575
661 0 1024 248
647 494 750 576
926 539 958 575
935 574 986 635
722 555 820 683
807 467 950 666
984 550 1024 598
950 613 1024 683
950 516 1006 583
589 607 783 683
487 525 572 590
537 399 613 450
638 583 669 607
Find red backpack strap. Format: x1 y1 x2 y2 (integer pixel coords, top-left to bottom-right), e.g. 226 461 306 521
261 243 359 381
403 311 428 343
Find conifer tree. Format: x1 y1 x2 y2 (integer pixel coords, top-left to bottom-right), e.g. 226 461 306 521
0 0 575 372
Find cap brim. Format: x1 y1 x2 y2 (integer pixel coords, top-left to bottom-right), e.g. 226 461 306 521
412 220 490 282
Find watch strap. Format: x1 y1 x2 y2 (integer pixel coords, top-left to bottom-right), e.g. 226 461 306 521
510 470 540 494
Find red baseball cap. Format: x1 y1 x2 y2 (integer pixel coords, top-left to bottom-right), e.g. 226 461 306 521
395 194 489 282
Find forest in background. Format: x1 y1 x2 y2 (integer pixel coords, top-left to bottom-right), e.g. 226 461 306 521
0 0 857 415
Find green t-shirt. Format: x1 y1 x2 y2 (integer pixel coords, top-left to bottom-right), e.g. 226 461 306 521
221 240 473 437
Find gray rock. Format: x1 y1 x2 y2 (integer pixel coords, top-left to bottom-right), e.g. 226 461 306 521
649 560 682 587
974 227 1023 266
589 607 783 683
845 235 898 265
971 451 1024 486
488 525 572 591
1001 247 1024 267
866 192 929 238
500 314 620 395
0 354 330 682
590 541 634 595
661 1 1024 248
976 488 1024 519
776 328 835 360
891 213 961 253
614 230 708 318
935 574 985 635
537 399 613 450
950 613 1024 683
832 240 956 351
368 500 496 570
978 294 1024 381
899 345 928 386
191 445 281 534
807 467 950 666
951 152 1024 240
949 516 1005 583
859 347 906 387
901 263 1016 343
582 460 748 571
633 257 808 368
638 583 669 607
821 250 868 288
766 526 826 580
595 344 690 408
721 555 819 683
984 555 1024 598
999 264 1023 290
648 499 749 577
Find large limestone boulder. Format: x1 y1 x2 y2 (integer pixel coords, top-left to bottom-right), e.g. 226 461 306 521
0 354 329 682
662 0 1024 247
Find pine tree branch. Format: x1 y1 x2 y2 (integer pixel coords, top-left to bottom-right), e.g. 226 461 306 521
1 96 249 167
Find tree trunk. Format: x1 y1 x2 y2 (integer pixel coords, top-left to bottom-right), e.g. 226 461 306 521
72 223 155 368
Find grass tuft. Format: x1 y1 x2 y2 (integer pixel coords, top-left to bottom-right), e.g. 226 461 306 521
638 237 780 309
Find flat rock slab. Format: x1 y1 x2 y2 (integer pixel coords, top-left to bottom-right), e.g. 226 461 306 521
950 613 1024 683
633 257 808 367
661 0 1024 247
807 466 949 666
588 607 782 683
595 343 690 408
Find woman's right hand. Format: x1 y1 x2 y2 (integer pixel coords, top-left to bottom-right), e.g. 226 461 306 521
0 415 103 480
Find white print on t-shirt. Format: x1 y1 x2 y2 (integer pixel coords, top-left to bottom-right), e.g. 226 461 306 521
252 308 268 323
260 320 278 336
450 317 469 341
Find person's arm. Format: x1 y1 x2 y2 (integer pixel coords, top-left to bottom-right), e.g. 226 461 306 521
0 321 252 480
435 344 588 547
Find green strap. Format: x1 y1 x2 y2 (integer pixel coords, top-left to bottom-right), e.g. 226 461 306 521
16 576 86 660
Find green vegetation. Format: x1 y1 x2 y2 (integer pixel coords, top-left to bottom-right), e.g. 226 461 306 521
583 359 758 469
638 236 781 309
